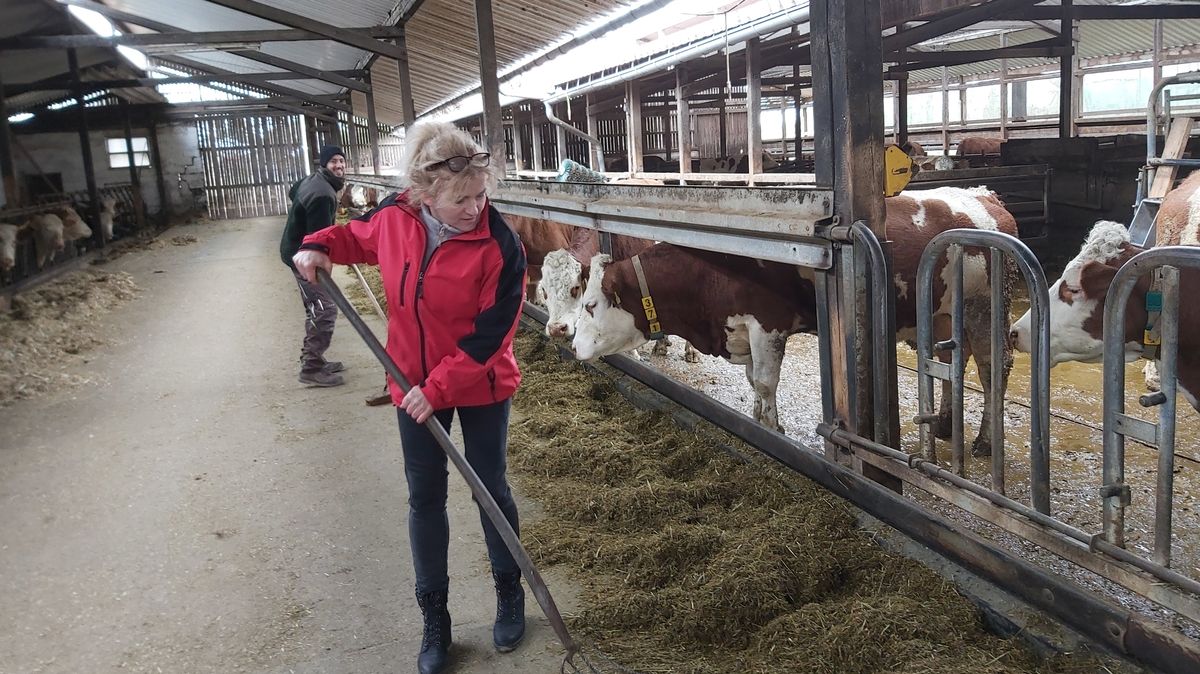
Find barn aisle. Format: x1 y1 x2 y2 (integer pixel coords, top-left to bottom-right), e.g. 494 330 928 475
0 217 573 673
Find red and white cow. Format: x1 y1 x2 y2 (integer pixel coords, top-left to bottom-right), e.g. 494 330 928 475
1011 220 1200 411
537 229 701 362
0 222 21 271
573 186 1017 452
505 213 573 299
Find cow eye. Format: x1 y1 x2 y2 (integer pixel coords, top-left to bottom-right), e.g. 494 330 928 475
570 285 580 299
584 300 596 316
1064 285 1082 295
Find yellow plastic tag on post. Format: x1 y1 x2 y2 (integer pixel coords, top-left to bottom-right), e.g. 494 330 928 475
884 144 915 197
1144 328 1161 346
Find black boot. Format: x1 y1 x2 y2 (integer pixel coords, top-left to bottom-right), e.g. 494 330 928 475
416 589 451 674
493 571 525 652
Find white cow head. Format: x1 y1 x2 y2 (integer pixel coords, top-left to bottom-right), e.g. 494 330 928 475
26 213 65 268
0 223 20 271
571 254 649 360
58 207 92 241
1012 220 1144 365
538 249 585 339
100 195 118 213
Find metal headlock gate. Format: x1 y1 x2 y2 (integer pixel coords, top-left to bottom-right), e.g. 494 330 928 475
342 169 1200 672
195 113 309 220
1103 247 1200 572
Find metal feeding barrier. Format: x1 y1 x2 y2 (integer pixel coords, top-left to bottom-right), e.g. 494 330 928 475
1102 246 1200 569
914 229 1051 512
314 267 621 674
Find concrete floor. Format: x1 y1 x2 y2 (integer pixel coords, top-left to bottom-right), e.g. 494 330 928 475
0 217 574 674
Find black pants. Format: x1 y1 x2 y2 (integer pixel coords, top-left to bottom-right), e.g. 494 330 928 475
397 399 520 594
291 267 337 371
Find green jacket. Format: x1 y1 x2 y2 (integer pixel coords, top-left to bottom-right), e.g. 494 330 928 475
280 169 343 269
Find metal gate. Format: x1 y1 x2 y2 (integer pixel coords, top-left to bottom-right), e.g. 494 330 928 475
196 113 308 220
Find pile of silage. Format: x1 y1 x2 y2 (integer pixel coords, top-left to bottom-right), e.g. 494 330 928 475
333 215 388 318
0 271 138 406
507 329 1138 674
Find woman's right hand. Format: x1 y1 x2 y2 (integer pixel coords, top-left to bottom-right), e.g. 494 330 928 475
293 249 332 284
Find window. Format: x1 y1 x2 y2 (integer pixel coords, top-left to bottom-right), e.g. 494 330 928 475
107 137 150 168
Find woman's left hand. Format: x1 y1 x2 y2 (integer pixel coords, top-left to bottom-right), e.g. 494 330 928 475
402 387 434 423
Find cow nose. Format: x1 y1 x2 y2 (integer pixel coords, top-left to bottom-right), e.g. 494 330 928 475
1008 329 1021 351
548 322 567 338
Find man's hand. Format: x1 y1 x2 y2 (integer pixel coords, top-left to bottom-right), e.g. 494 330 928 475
402 387 434 424
292 249 332 284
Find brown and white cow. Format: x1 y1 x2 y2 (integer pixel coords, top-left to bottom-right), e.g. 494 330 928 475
25 213 66 269
1141 171 1200 390
1010 220 1200 412
956 136 1003 157
0 222 21 272
538 229 701 362
574 186 1017 452
505 213 573 298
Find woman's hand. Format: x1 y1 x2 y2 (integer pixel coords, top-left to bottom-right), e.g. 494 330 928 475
402 387 434 424
292 249 332 284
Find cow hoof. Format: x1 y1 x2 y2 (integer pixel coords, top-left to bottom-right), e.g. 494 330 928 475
933 416 953 440
971 438 993 458
683 349 700 363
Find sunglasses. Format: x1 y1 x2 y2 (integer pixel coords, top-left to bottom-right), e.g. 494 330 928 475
426 152 491 172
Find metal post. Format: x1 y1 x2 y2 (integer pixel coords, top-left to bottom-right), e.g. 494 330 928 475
0 68 17 206
1153 19 1164 86
149 121 168 225
1155 265 1180 567
718 92 728 159
555 102 567 166
1060 0 1075 139
512 119 526 172
812 0 895 489
746 37 763 183
1000 33 1009 140
120 99 145 231
474 0 506 166
531 119 543 172
676 68 692 183
950 244 966 476
941 66 950 154
625 79 643 173
364 74 381 173
1012 80 1028 122
586 96 600 170
68 49 102 248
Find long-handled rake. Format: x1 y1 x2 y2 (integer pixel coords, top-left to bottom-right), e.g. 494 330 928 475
316 267 619 674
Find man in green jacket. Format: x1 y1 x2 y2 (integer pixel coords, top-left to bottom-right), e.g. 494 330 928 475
280 145 347 387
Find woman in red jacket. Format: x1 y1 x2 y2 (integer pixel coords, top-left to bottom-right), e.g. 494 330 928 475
292 121 527 674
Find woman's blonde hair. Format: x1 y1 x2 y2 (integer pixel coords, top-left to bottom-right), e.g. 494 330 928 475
401 121 498 207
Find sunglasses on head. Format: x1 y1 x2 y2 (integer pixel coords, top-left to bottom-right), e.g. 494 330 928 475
426 152 490 172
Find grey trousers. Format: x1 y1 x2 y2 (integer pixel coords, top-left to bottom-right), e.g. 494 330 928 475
292 267 337 371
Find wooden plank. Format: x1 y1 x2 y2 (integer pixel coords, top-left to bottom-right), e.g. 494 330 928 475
626 79 643 173
475 0 505 162
1150 116 1195 198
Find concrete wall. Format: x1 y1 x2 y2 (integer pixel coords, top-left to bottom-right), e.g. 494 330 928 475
11 121 202 219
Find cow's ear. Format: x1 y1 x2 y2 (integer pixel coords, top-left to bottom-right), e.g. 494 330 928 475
1079 260 1118 298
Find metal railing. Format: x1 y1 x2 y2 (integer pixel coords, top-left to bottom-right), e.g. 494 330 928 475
914 229 1051 513
1102 246 1200 569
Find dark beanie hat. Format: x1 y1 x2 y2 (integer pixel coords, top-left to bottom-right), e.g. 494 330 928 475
318 145 345 167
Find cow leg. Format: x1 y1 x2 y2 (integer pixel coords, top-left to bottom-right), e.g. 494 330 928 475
932 315 954 442
651 336 672 357
745 324 788 432
963 257 1014 458
1144 361 1161 393
682 341 700 363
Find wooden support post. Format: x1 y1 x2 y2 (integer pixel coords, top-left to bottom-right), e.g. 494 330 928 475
0 67 17 206
793 92 804 161
345 95 359 171
676 68 692 183
394 36 416 126
120 99 145 231
555 102 567 167
941 66 950 154
1059 0 1074 139
812 0 900 490
474 0 506 166
149 121 168 226
68 49 102 248
718 92 728 159
1012 80 1027 122
746 37 763 182
586 95 600 170
1000 33 1009 139
364 74 381 173
626 79 644 173
512 116 526 172
530 120 543 172
1153 19 1164 85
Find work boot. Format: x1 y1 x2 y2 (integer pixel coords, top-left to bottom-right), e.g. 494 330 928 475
321 360 345 373
299 367 345 387
492 571 525 652
416 589 451 674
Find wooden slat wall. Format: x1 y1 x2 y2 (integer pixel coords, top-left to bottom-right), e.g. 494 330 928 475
196 114 308 220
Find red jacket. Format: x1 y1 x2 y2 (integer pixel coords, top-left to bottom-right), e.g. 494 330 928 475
300 191 527 410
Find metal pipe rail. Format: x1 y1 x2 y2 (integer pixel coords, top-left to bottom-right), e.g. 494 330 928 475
1144 71 1200 193
543 101 605 172
1103 247 1200 570
915 229 1051 512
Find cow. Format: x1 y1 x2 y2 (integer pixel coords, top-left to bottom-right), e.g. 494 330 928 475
956 137 1003 157
0 222 20 272
573 185 1017 454
25 213 65 268
98 195 118 242
898 140 926 157
505 213 574 298
1141 171 1200 391
1010 220 1200 412
537 229 701 363
53 206 92 242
